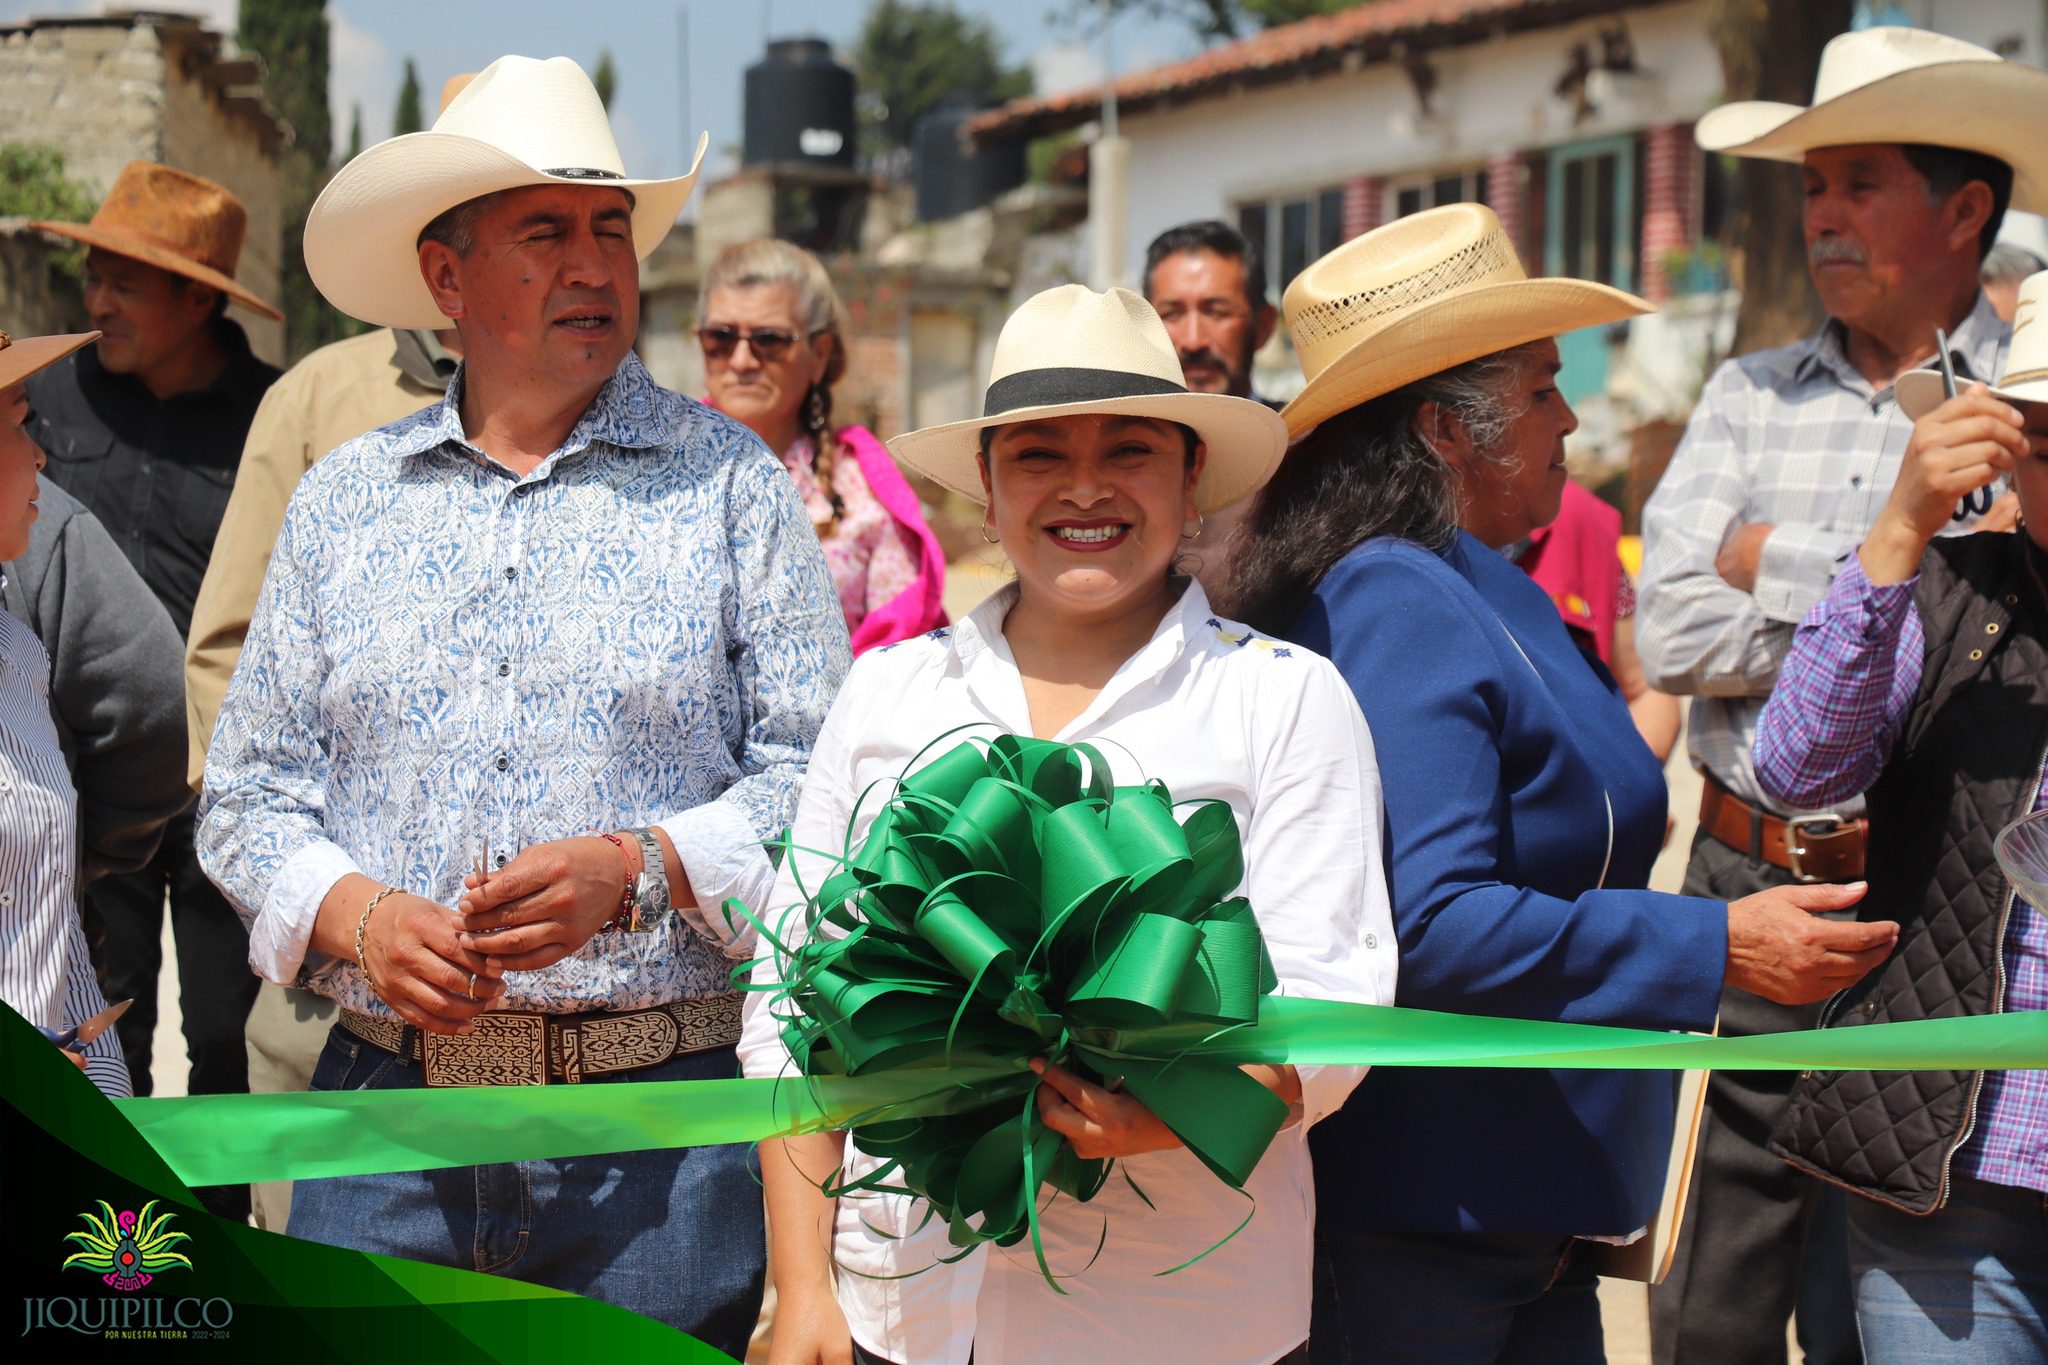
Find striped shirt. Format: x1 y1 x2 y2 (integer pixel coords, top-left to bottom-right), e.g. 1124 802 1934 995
0 598 131 1096
1639 291 2011 814
1754 554 2045 1193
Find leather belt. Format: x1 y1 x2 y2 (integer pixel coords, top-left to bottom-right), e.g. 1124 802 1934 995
1699 773 1867 884
339 996 741 1086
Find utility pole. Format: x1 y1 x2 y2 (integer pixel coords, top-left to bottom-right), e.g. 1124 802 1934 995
1089 0 1130 291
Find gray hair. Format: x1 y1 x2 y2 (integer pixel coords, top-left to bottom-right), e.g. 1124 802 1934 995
1982 241 2046 288
1221 343 1542 630
699 239 850 389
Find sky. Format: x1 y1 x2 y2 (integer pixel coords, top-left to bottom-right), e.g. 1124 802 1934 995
4 1 1204 191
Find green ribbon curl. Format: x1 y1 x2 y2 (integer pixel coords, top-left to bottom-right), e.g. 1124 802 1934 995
749 735 1289 1276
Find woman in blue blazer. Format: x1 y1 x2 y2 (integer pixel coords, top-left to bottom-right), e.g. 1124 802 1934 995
1226 206 1896 1363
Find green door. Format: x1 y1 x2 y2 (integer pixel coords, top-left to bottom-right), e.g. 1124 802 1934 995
1544 135 1637 405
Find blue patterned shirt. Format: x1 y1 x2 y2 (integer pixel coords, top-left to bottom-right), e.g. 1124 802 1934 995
198 354 850 1017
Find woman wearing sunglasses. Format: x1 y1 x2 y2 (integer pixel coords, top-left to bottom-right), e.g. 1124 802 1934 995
699 241 946 653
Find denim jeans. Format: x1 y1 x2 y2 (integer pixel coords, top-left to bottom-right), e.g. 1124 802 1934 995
1849 1175 2047 1364
1311 1230 1603 1364
288 1025 764 1356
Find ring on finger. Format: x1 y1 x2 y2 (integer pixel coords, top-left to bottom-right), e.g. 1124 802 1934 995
467 971 478 1001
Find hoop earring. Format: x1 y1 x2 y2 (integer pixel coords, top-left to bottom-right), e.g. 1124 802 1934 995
805 384 828 433
1181 511 1205 542
980 520 1000 545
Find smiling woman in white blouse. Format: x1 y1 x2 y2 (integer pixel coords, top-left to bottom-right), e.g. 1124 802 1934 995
0 329 132 1097
738 286 1399 1365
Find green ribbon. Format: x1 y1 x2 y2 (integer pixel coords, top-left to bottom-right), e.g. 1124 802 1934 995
114 1008 2042 1191
104 734 2048 1253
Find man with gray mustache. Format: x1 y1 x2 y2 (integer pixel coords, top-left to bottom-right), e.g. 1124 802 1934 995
1636 28 2040 1365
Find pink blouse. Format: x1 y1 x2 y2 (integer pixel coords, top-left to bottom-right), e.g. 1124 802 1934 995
778 425 946 653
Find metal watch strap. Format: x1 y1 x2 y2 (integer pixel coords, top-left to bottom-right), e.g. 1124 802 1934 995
628 827 670 929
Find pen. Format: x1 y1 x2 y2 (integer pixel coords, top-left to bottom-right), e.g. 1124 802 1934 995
1935 326 1959 399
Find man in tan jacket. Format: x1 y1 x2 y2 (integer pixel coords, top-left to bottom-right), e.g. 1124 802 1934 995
182 321 455 1231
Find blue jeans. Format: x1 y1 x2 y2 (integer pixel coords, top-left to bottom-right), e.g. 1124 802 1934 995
287 1025 764 1356
1849 1176 2047 1364
1311 1230 1603 1364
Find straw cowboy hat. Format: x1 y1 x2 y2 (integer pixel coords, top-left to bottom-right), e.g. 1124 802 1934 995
305 54 708 330
1898 270 2048 419
887 285 1288 514
1696 27 2048 215
0 330 101 391
30 162 281 321
1279 204 1648 438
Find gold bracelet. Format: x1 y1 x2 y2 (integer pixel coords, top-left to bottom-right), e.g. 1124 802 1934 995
355 886 401 992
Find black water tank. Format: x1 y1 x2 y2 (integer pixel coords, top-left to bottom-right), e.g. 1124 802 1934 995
743 38 855 169
914 94 1027 222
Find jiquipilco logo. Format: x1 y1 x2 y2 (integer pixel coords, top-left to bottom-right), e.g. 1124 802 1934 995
20 1199 233 1340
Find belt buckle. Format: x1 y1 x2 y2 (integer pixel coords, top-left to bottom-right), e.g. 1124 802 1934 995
420 1012 547 1086
1785 814 1846 884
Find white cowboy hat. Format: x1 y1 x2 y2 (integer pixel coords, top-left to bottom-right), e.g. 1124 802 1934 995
1898 270 2048 418
1278 203 1648 438
887 285 1288 513
1696 27 2048 215
305 55 708 329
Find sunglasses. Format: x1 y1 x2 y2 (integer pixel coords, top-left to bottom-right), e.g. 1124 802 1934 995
696 325 822 362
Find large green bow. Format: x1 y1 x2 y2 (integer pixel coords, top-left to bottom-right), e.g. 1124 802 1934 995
750 735 1288 1276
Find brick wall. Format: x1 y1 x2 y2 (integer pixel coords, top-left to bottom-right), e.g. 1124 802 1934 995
1639 122 1694 304
0 19 285 363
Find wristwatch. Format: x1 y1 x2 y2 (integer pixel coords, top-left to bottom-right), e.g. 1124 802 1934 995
625 828 670 932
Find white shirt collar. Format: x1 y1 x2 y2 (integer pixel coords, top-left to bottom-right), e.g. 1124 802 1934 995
942 577 1214 740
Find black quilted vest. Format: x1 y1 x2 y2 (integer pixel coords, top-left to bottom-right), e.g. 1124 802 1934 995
1771 531 2048 1214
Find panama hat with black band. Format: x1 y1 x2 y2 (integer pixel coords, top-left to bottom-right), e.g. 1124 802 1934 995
888 284 1288 514
304 54 708 330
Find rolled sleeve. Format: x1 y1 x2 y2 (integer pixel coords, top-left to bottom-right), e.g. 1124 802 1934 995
250 839 362 983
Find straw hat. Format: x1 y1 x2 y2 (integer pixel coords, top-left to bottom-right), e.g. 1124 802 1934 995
1696 27 2048 215
1897 270 2048 419
887 285 1288 513
30 162 281 321
0 330 101 391
1278 204 1648 438
305 55 708 330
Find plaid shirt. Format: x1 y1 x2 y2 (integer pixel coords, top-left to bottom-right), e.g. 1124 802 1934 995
1639 291 2010 814
1754 555 2046 1194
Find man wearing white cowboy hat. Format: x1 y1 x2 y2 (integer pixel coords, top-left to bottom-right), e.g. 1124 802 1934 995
196 56 848 1348
1637 26 2048 1365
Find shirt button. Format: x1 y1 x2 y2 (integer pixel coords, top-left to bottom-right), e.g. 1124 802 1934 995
495 755 510 772
497 661 511 677
503 566 517 580
0 890 11 906
1849 475 1862 488
513 483 532 496
495 853 508 867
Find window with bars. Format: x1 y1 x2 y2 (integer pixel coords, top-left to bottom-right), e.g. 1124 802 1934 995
1388 167 1488 221
1237 186 1346 300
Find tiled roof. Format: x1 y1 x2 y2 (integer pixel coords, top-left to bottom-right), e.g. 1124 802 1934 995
968 0 1642 143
